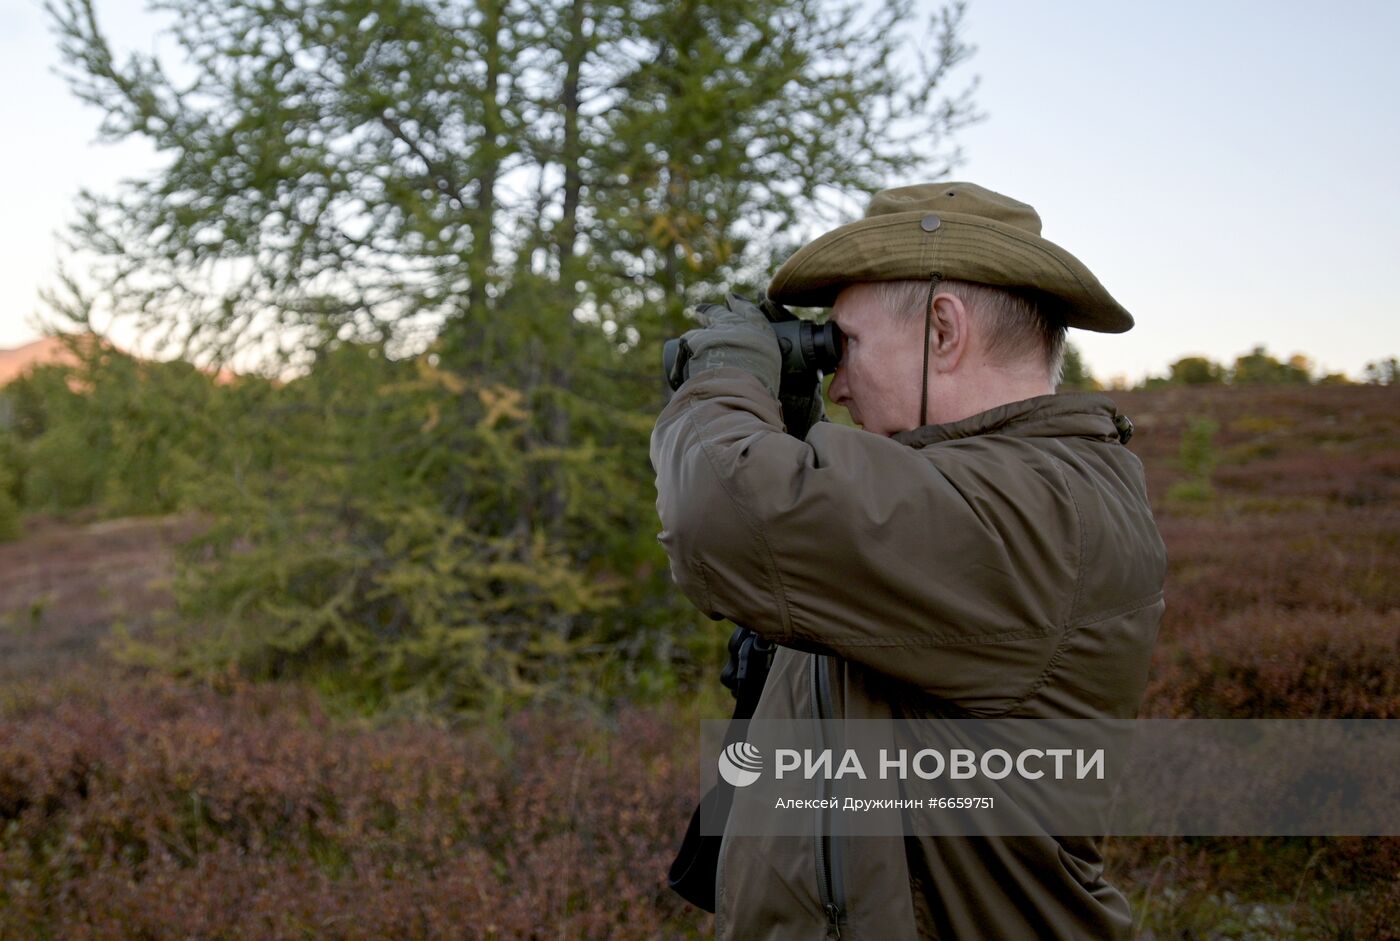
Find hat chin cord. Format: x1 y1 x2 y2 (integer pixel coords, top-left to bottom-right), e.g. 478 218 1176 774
919 272 943 428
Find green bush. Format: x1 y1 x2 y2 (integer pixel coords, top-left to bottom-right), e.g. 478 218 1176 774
1168 355 1225 385
2 331 716 717
1178 416 1219 479
118 329 711 718
3 347 265 517
0 488 20 543
0 437 22 542
1165 478 1215 505
1163 417 1220 507
23 423 105 511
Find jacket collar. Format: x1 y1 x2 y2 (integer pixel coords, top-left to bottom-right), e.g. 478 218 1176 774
890 392 1129 449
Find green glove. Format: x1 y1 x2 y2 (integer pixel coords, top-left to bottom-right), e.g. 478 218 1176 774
778 371 827 441
678 293 781 398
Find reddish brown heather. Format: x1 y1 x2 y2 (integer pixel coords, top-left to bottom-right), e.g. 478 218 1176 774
0 672 709 938
1143 608 1399 719
2 382 1398 935
1101 383 1400 935
1111 383 1400 722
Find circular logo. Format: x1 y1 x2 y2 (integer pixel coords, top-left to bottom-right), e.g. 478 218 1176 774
718 741 763 787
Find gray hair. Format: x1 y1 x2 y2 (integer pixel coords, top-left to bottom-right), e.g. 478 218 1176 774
870 279 1068 386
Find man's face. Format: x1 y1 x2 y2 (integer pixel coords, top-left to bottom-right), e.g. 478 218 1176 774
827 283 927 437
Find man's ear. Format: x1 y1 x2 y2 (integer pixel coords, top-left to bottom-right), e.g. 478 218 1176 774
927 291 969 373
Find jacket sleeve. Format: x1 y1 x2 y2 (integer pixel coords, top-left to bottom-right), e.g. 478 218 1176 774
650 368 1081 714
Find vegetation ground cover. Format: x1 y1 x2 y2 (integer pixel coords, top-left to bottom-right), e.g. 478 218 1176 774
1 381 1396 938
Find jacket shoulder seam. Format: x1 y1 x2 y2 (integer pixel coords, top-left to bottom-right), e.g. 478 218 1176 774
803 627 1056 648
1067 590 1165 629
992 592 1164 716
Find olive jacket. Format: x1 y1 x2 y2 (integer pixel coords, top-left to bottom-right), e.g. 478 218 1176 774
650 367 1168 940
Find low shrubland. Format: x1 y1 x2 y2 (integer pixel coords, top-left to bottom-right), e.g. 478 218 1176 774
2 365 1397 937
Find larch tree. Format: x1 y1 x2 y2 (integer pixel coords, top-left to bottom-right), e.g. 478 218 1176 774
46 0 980 711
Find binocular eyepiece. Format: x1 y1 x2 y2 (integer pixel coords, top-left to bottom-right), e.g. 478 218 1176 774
662 296 844 392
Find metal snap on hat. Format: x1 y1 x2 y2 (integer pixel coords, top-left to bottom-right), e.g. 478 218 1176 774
767 182 1134 333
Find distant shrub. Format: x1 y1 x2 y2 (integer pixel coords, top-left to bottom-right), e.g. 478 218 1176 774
3 349 252 517
1178 416 1219 479
1168 355 1225 385
1227 414 1290 436
1164 478 1214 505
0 447 20 542
1057 343 1099 391
1231 346 1311 385
0 490 19 543
1166 416 1218 506
1362 356 1398 385
1134 346 1358 388
23 423 105 510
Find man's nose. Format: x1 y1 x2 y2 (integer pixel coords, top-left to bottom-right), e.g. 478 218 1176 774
828 368 848 405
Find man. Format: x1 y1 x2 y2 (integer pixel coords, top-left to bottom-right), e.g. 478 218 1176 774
650 183 1167 939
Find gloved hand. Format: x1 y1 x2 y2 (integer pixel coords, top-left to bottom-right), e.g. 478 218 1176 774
778 371 827 441
676 293 782 398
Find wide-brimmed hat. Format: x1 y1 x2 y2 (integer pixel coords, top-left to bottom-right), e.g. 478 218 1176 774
767 182 1133 333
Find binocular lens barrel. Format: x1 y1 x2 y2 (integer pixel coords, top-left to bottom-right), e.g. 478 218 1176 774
662 320 843 392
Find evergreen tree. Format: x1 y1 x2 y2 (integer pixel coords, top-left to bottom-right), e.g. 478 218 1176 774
1168 355 1225 385
47 0 979 712
50 0 977 360
1058 342 1098 391
1231 345 1310 385
1362 357 1398 385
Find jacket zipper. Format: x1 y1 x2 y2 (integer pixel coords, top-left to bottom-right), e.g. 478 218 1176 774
811 653 846 938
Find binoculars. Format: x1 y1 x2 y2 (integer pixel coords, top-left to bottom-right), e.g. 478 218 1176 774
662 296 844 392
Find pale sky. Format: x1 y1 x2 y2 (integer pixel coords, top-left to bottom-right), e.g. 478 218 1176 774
2 0 1397 383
